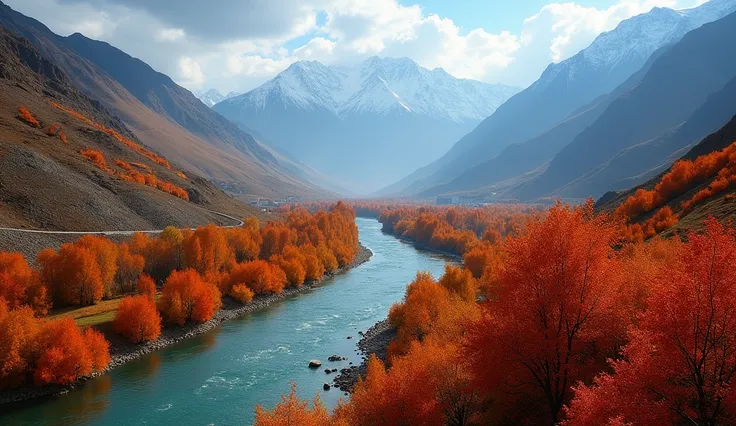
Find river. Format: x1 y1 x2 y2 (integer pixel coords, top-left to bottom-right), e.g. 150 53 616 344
1 218 453 425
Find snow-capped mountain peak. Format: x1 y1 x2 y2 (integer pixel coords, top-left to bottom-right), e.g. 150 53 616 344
224 57 520 123
197 88 241 108
532 0 736 92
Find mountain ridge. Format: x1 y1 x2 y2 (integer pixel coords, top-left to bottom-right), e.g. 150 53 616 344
214 56 520 193
382 0 736 197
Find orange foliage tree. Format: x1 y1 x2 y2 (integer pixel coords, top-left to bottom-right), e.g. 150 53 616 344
80 148 108 171
116 243 145 294
254 383 332 426
113 295 161 343
0 252 49 314
158 269 221 325
76 235 119 299
37 244 104 307
183 224 232 280
221 260 287 297
339 342 480 426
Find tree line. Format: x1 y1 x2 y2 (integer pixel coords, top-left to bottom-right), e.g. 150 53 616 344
0 202 359 389
257 201 736 425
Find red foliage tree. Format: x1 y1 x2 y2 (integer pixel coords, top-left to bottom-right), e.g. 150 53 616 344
565 218 736 425
113 295 161 343
137 274 157 301
34 318 109 386
465 201 625 424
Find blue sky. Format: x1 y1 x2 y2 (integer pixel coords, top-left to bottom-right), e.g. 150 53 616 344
410 0 614 33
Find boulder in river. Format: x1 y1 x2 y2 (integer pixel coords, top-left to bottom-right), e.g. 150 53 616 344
309 360 322 368
325 369 332 374
328 355 347 362
323 383 331 391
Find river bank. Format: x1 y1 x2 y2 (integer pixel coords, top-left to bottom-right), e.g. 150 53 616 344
0 244 373 406
332 318 395 392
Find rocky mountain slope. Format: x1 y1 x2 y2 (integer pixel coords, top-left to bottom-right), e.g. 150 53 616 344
386 0 736 197
214 57 519 193
597 113 736 235
0 25 267 249
0 1 330 200
515 9 736 201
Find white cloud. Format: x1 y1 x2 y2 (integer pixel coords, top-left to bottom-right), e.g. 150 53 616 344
156 28 186 42
3 0 708 93
178 56 205 88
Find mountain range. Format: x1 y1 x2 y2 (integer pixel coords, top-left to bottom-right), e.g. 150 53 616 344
383 0 736 200
214 57 520 193
0 0 332 201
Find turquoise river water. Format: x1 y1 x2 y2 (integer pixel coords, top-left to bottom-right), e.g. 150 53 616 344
0 218 452 425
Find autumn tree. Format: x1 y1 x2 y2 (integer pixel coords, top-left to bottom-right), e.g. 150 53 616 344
38 244 104 307
137 274 157 301
438 264 477 303
254 383 332 426
260 223 294 260
116 243 144 294
0 252 49 314
465 201 624 424
158 269 221 325
34 318 109 386
183 225 232 279
221 260 286 296
229 283 254 304
270 245 306 287
77 235 119 298
565 218 736 426
113 295 161 343
17 106 40 127
0 306 39 388
226 220 261 262
337 342 481 426
387 272 451 356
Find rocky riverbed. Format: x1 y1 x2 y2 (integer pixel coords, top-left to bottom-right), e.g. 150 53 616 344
332 318 396 392
0 244 373 406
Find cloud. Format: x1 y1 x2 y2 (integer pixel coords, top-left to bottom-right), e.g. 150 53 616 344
156 28 186 42
177 56 205 88
4 0 707 93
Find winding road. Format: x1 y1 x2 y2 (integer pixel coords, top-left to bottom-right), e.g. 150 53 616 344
0 207 244 236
